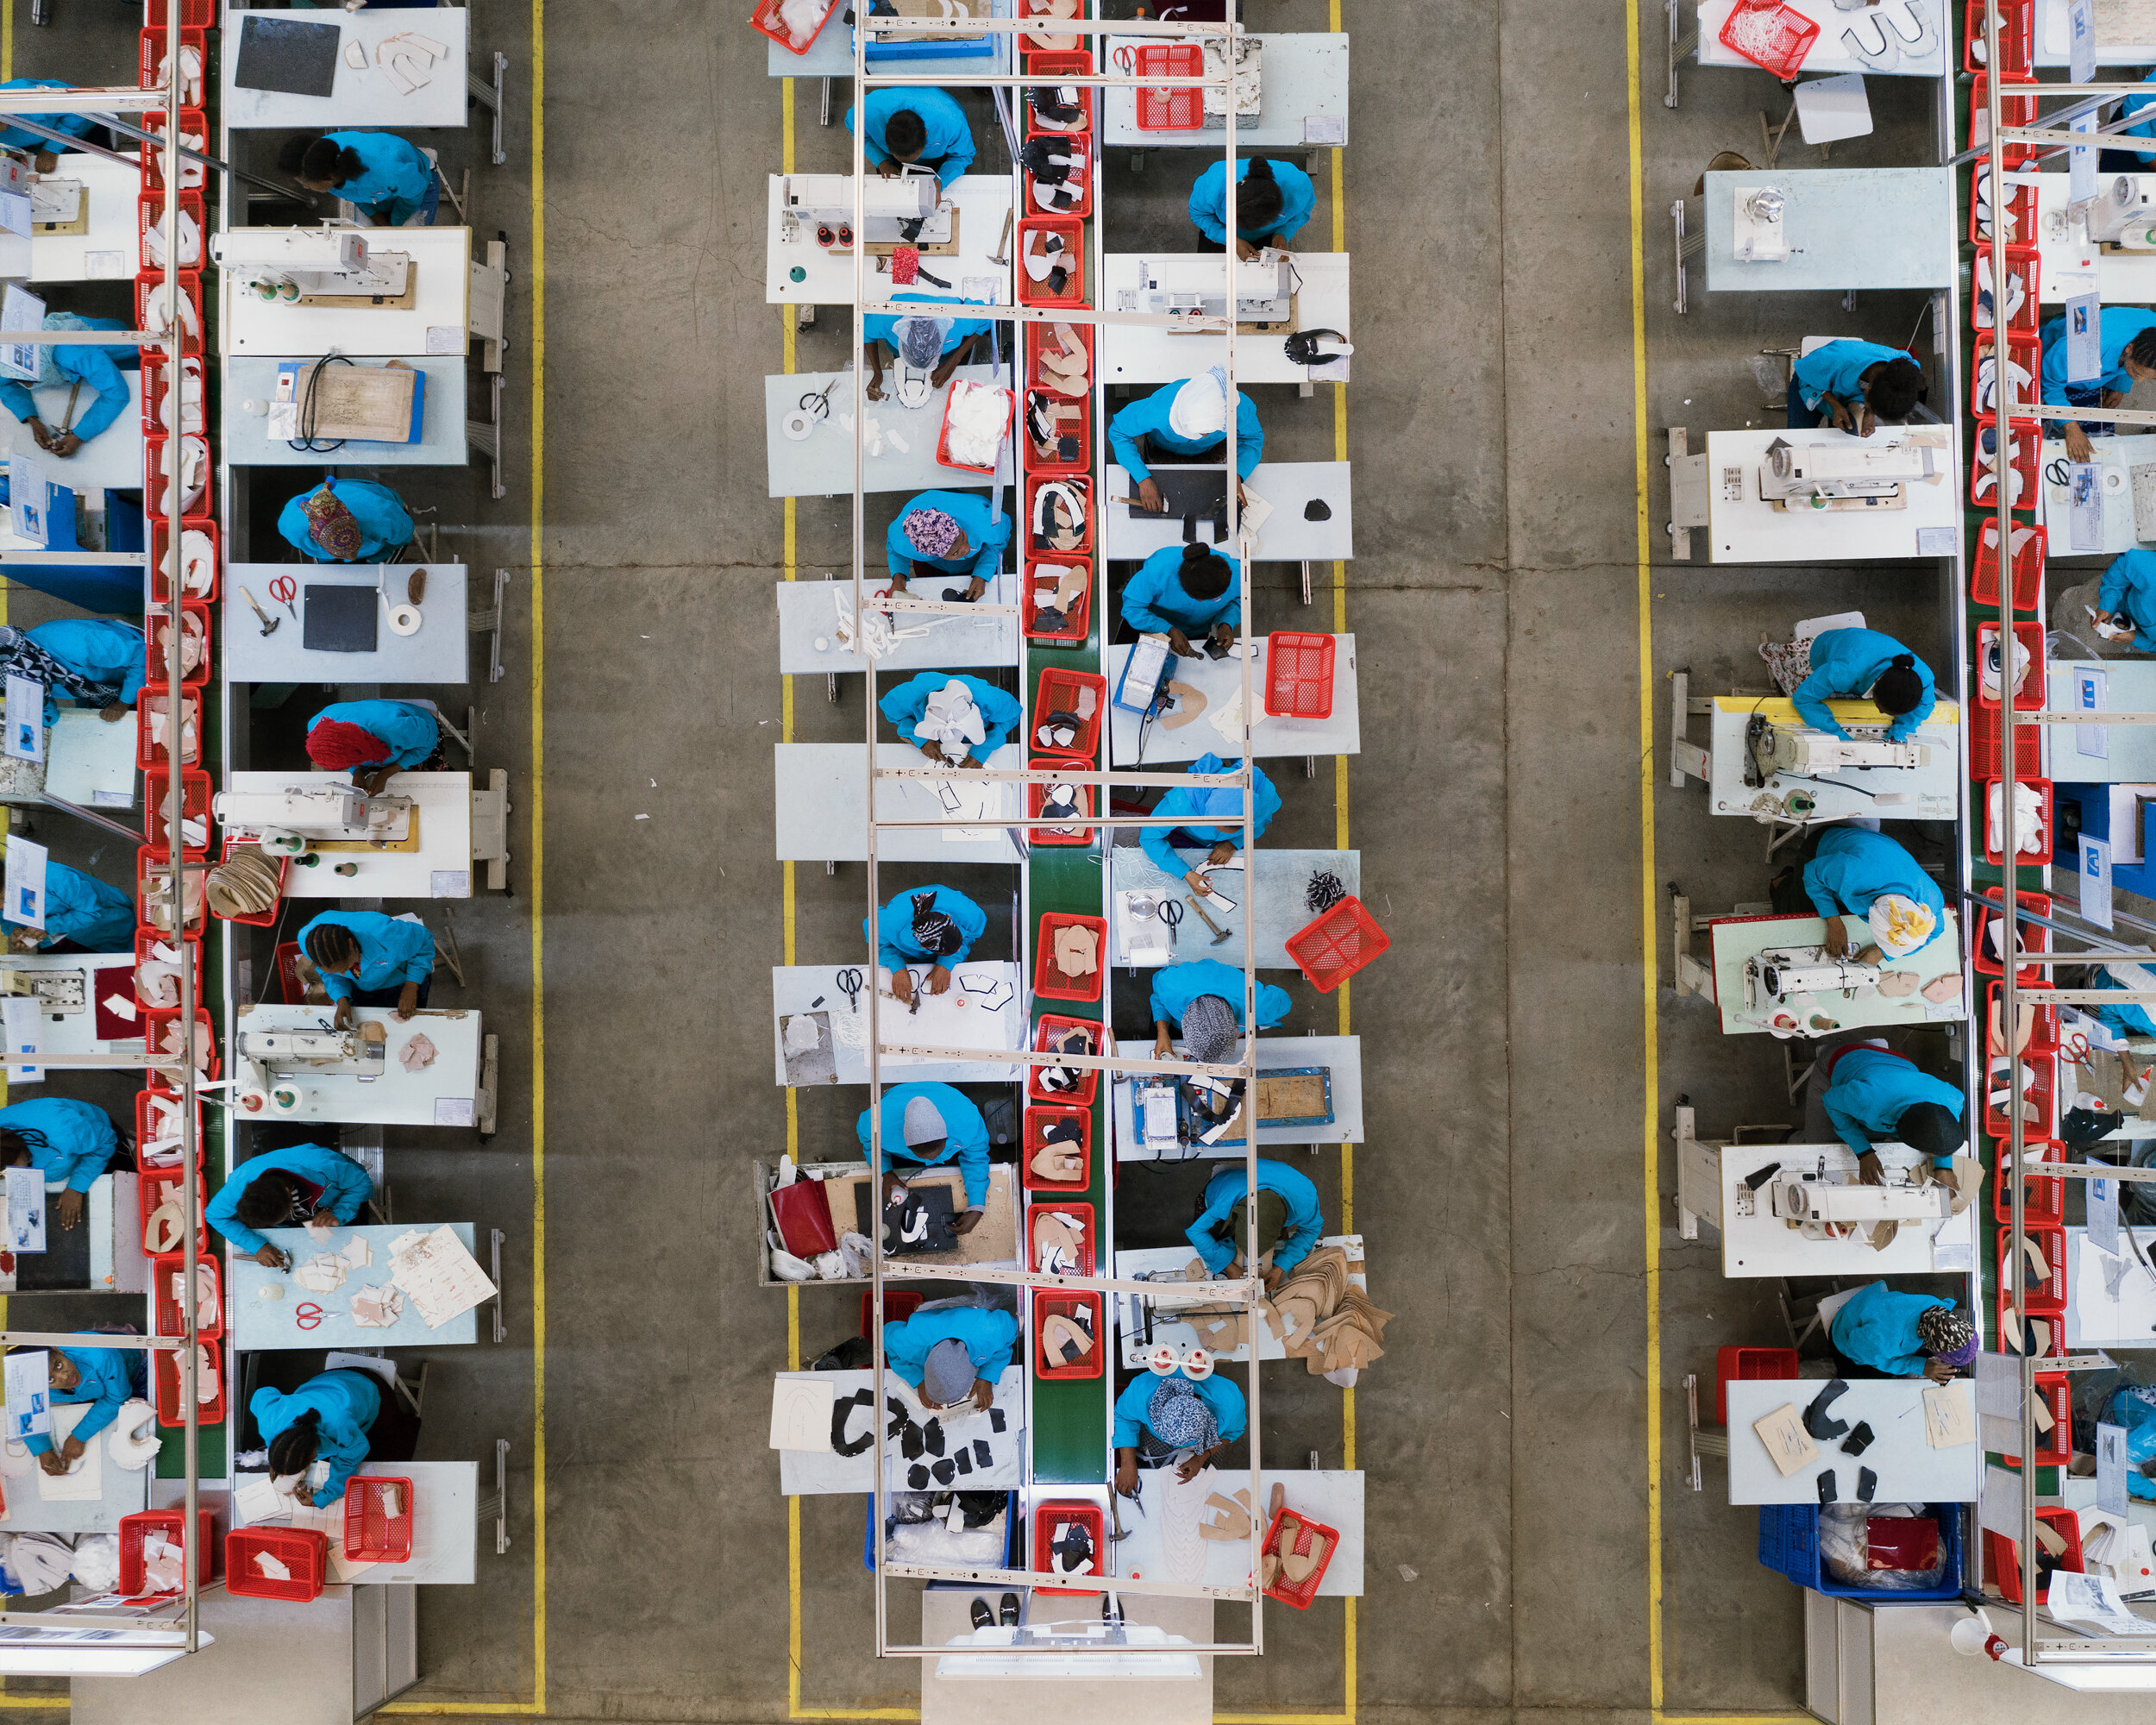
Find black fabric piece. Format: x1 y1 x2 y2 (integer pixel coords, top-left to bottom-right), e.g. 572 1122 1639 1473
1804 1379 1852 1440
908 1463 931 1490
832 1389 877 1458
887 1396 910 1439
304 584 379 653
1840 1421 1876 1457
2060 1105 2121 1151
1857 1465 1878 1503
901 1421 924 1460
975 1440 993 1466
1817 1469 1837 1506
989 1408 1006 1433
953 1447 972 1476
942 587 976 604
924 1418 945 1458
931 1458 957 1486
234 15 341 97
1181 514 1198 544
1043 1118 1084 1145
959 1490 1003 1528
1304 499 1332 521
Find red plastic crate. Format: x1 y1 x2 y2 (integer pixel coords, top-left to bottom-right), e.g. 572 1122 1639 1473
1017 216 1087 306
1265 631 1337 718
1970 74 2040 167
1029 1014 1100 1106
1968 704 2045 781
144 432 212 524
1984 1051 2058 1138
1028 320 1094 394
1987 976 2059 1057
1262 1507 1342 1609
1025 1200 1095 1276
210 838 288 929
1970 518 2045 613
1032 667 1106 759
1025 54 1095 137
137 1168 205 1257
1023 135 1093 219
936 380 1012 476
1973 889 2050 981
118 1509 213 1594
135 269 203 357
1022 1105 1092 1190
1969 414 2036 511
141 765 211 848
343 1476 415 1563
1965 0 2034 77
135 191 204 273
1023 562 1092 644
1996 1372 2073 1469
139 352 203 435
139 1006 218 1082
138 109 206 193
1034 912 1108 1002
1986 1508 2082 1603
1971 166 2035 246
1033 1500 1104 1594
1285 895 1390 993
1714 1346 1798 1425
1982 776 2053 867
150 1251 220 1340
225 1527 327 1602
1992 1141 2066 1227
135 688 199 770
146 0 213 25
134 1081 201 1171
1026 389 1092 474
1133 43 1204 129
137 844 208 939
1996 1221 2068 1315
144 598 210 691
1028 755 1094 844
1971 331 2039 417
862 1289 923 1335
1032 1291 1104 1380
153 1334 223 1427
748 0 838 53
1977 620 2043 712
1027 474 1092 556
150 517 216 605
139 27 207 92
1972 245 2040 337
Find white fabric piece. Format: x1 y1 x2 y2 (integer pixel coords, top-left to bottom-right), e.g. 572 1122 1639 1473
69 1532 118 1593
7 1533 72 1595
1987 779 2046 856
107 1398 160 1470
941 381 1010 469
919 679 987 762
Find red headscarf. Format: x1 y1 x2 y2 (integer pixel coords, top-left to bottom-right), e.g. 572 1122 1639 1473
305 720 390 770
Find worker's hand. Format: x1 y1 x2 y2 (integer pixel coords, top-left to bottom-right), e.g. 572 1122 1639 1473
865 371 885 403
886 574 909 596
25 417 53 452
1211 623 1236 651
969 1377 994 1412
304 1210 335 1240
36 1449 66 1477
60 1436 84 1466
254 1245 286 1269
9 930 40 953
1822 918 1850 959
294 1484 315 1508
1827 398 1854 434
392 982 419 1022
47 432 80 459
1206 840 1238 867
919 743 948 769
1858 1151 1885 1188
1852 406 1876 440
1175 1452 1207 1484
1155 1028 1174 1058
881 1171 909 1208
2065 423 2097 465
2105 389 2131 410
1263 1264 1283 1294
877 158 900 179
952 1207 982 1238
931 355 962 390
1135 478 1166 515
891 969 916 1007
1234 238 1261 261
1167 627 1200 659
1924 1358 1956 1384
961 576 986 600
1235 479 1250 508
925 964 953 997
55 1189 83 1230
98 702 129 724
1115 1457 1140 1498
359 768 394 797
1184 870 1207 894
332 998 354 1031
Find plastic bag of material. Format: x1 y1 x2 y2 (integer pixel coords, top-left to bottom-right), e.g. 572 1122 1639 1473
1818 1502 1946 1590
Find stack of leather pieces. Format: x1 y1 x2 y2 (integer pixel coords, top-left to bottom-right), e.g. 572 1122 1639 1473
1028 1114 1085 1182
1261 1509 1333 1596
1032 1208 1087 1275
1041 1306 1094 1366
1270 1244 1392 1377
1024 0 1080 51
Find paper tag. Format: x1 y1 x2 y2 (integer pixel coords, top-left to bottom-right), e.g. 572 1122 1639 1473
2078 667 2110 762
1303 114 1345 145
2071 110 2099 206
2092 1170 2121 1258
2070 0 2098 84
90 788 132 807
1933 1239 1974 1272
1915 526 1958 557
2 1347 48 1442
9 452 46 547
83 249 132 281
423 326 464 355
2084 835 2115 931
2066 289 2105 385
5 833 46 930
3 995 40 1084
433 1096 475 1127
429 869 470 898
3 1164 42 1254
3 674 41 765
0 191 28 239
2098 1420 2131 1516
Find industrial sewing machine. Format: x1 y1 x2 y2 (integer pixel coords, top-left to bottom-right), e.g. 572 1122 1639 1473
776 173 953 249
0 958 86 1016
1742 716 1928 787
2089 175 2156 250
1117 255 1294 325
1756 1163 1950 1243
213 784 416 851
1134 1068 1334 1156
1742 945 1883 1011
1757 436 1936 510
234 1023 387 1116
209 225 412 304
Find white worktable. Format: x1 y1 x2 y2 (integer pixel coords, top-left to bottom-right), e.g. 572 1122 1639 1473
1675 1140 1977 1278
1699 428 1959 564
222 562 470 685
766 174 1013 308
1106 635 1359 765
1101 34 1350 147
2028 172 2149 305
1107 844 1358 969
222 9 472 129
0 1402 149 1534
776 1365 1024 1494
29 157 148 284
1110 1035 1364 1158
1725 1379 1978 1504
1100 254 1351 386
1701 169 1955 293
1707 909 1965 1038
774 742 1024 863
772 960 1021 1086
775 576 1021 675
230 1222 483 1350
1702 695 1962 824
1112 1467 1363 1596
0 948 141 1067
0 379 144 495
1113 1236 1364 1368
229 1004 484 1127
2040 432 2156 557
222 357 469 467
220 227 479 359
231 1459 478 1585
2065 1225 2156 1346
2047 662 2156 784
221 771 475 900
0 707 140 811
1695 0 1948 75
765 363 1012 497
763 0 1013 76
1105 462 1353 563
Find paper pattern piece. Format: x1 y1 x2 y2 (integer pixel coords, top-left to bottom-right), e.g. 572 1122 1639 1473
2099 1421 2132 1518
33 1405 102 1502
1752 1403 1819 1477
341 1234 373 1270
769 1377 836 1452
387 1224 497 1329
294 1254 348 1295
1922 1384 1977 1449
254 1552 291 1582
348 1283 405 1329
233 1475 282 1524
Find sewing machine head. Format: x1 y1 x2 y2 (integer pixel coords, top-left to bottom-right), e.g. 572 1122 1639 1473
1121 256 1293 325
779 172 953 247
1766 1169 1949 1240
1743 715 1927 788
208 224 408 298
214 786 414 844
0 963 85 1014
1750 946 1883 1006
2090 175 2156 248
239 1027 359 1065
1759 436 1934 503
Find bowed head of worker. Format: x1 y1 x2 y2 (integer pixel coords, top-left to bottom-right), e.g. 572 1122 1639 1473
1915 1302 1978 1370
1179 992 1242 1066
1893 1099 1965 1161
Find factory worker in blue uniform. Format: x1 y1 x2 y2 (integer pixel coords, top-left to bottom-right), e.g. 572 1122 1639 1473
4 861 135 956
1798 827 1947 961
9 619 146 724
1120 544 1242 653
1114 1352 1245 1493
280 130 439 226
866 884 987 1003
1820 1044 1966 1185
1788 340 1923 435
846 86 976 191
1150 958 1292 1061
2098 1383 2156 1500
1785 628 1937 742
2094 548 2156 646
887 492 1011 601
1188 157 1315 257
253 1370 384 1508
881 671 1020 768
0 80 95 169
865 295 989 404
298 910 435 1025
20 1336 147 1477
0 1097 123 1231
1828 1282 1977 1383
2042 307 2156 462
304 698 442 795
1141 754 1279 892
1111 368 1265 518
883 1300 1017 1410
856 1082 990 1230
0 314 138 457
2102 77 2156 172
208 1144 376 1267
1187 1159 1324 1291
278 476 415 563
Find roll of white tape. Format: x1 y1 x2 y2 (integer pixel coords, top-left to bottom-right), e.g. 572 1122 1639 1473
783 409 817 442
2105 467 2128 493
385 604 423 637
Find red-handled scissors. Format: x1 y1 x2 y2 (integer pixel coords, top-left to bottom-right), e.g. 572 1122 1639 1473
2062 1029 2095 1068
294 1302 324 1331
266 575 298 624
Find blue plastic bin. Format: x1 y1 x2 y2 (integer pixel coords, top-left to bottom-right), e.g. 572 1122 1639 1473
863 1490 1018 1571
1758 1502 1965 1602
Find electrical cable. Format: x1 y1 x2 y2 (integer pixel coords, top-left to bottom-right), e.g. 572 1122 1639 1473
286 354 355 454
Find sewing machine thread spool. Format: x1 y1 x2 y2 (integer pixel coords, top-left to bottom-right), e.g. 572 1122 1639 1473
269 1082 304 1115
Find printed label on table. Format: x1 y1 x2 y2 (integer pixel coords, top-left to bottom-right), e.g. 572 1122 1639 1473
90 789 132 807
429 869 470 898
423 326 464 355
1303 115 1345 145
4 833 46 931
2084 835 2115 930
82 249 133 281
1915 526 1957 556
3 675 41 765
2070 0 2098 84
2098 1420 2130 1516
433 1096 475 1127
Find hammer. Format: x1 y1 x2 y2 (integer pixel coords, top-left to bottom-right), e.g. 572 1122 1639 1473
1185 894 1233 945
240 586 279 637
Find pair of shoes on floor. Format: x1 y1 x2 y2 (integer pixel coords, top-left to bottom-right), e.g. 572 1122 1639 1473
968 1592 1022 1631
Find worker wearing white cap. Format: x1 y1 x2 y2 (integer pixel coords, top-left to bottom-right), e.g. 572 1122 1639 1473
864 292 990 403
1796 827 1946 960
856 1082 989 1235
1108 368 1265 518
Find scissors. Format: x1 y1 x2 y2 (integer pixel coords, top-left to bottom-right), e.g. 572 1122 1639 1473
2062 1028 2096 1068
266 574 298 624
1156 898 1182 951
2044 456 2076 488
799 373 844 423
837 967 864 1014
294 1302 324 1331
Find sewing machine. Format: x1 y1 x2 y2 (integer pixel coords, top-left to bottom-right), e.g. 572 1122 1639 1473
776 172 952 248
1760 1166 1950 1240
2090 176 2156 250
1743 945 1883 1011
0 960 86 1016
1134 1068 1335 1156
208 224 411 301
1757 436 1935 508
1117 255 1294 324
1742 716 1928 787
213 784 416 849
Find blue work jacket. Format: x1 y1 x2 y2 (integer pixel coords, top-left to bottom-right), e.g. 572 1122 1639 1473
320 130 433 211
849 88 976 188
1139 753 1279 878
1109 380 1264 483
206 1145 374 1256
2101 549 2156 640
0 1098 116 1194
1187 1159 1324 1275
296 911 435 1002
1148 959 1292 1033
1791 341 1909 412
1821 1048 1965 1163
1829 1281 1951 1377
0 81 94 155
28 619 146 718
2102 1384 2156 1501
1791 628 1938 742
2041 305 2156 402
864 884 987 973
1119 546 1242 637
277 479 414 562
2091 968 2156 1039
28 1337 142 1457
886 490 1010 586
1112 1368 1247 1449
306 699 440 771
881 1305 1018 1391
249 1370 381 1507
856 1082 990 1208
862 291 992 356
879 672 1020 765
0 316 135 447
1800 827 1947 953
1187 159 1317 244
3 861 135 952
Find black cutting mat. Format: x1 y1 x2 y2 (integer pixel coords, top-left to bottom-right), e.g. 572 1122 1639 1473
1137 468 1228 517
854 1184 957 1255
234 16 342 98
304 584 379 653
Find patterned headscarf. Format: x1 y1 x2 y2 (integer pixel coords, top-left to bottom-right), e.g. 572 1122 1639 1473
1917 1302 1977 1366
903 506 962 559
1148 1376 1217 1450
910 890 961 957
300 479 365 561
1181 993 1239 1065
1868 894 1938 958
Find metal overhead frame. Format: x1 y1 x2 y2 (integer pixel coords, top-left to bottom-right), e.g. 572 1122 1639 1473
846 9 1281 1661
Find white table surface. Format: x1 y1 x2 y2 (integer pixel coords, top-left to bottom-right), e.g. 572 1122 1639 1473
220 226 477 359
0 1402 150 1534
772 960 1021 1085
2039 0 2156 63
1702 427 1959 563
1708 909 1965 1037
222 9 472 129
774 742 1025 863
1724 1378 1980 1505
764 0 1013 76
1101 34 1349 148
223 357 469 467
1695 0 1947 74
229 1222 482 1350
1105 462 1353 563
1680 1140 1977 1277
1110 1035 1364 1157
2040 431 2156 557
767 174 1013 308
1701 169 1955 292
231 1458 478 1585
1113 1236 1363 1367
777 1365 1023 1495
0 380 144 495
222 771 474 900
222 562 470 685
1112 1467 1363 1596
0 948 137 1059
230 1003 483 1127
776 576 1021 675
2046 662 2156 782
1106 635 1360 765
1703 695 1962 823
29 157 147 285
2065 1225 2156 1346
1100 254 1351 386
1107 844 1358 969
0 707 141 811
766 363 1013 497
